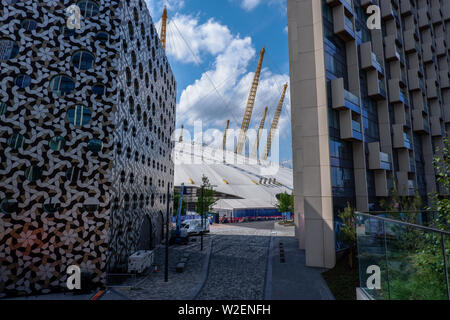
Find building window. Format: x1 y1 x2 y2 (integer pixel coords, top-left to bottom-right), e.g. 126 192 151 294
0 199 18 214
77 0 100 18
50 75 75 96
50 136 65 151
21 19 38 32
92 84 105 96
66 105 92 127
87 139 103 153
95 31 108 44
72 50 95 70
7 133 25 150
15 75 31 88
66 166 82 184
0 102 8 116
25 166 43 182
0 39 19 60
83 198 100 213
43 198 60 214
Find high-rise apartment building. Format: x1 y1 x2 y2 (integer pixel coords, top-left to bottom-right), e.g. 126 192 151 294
0 0 176 296
287 0 449 268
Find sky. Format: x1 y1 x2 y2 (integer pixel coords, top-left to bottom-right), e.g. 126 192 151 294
145 0 292 166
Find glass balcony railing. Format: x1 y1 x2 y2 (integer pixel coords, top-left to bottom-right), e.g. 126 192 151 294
399 90 409 106
403 133 411 149
344 15 355 37
344 89 361 113
341 0 353 13
380 152 391 170
378 80 386 97
352 120 363 140
371 52 385 74
409 158 416 172
356 212 450 300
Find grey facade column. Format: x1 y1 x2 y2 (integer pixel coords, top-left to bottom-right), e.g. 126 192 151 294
287 0 336 269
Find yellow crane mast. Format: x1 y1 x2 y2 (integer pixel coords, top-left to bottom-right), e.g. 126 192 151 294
235 46 266 155
179 125 184 143
160 6 168 50
223 120 230 151
262 83 288 161
251 106 268 160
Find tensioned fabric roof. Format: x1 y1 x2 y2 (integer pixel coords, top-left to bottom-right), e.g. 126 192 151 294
212 198 276 211
173 142 293 208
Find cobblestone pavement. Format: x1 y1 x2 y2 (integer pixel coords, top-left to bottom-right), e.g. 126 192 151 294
196 221 275 300
116 236 211 300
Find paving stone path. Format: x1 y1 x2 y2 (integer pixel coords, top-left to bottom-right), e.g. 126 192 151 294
117 237 211 300
195 222 274 300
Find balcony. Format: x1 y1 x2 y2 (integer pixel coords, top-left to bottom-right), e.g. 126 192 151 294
443 4 450 22
388 79 409 106
439 70 450 89
412 94 429 115
407 68 425 92
426 78 439 100
381 0 401 24
400 0 416 17
338 108 363 141
418 7 430 30
397 171 416 196
394 106 411 128
384 35 402 62
331 78 361 114
444 105 450 124
422 43 435 63
403 29 420 54
367 71 387 100
360 42 385 74
368 142 392 171
392 124 411 149
412 109 430 134
398 149 415 173
327 0 354 14
329 4 356 41
435 37 446 57
360 0 375 9
430 5 442 25
430 116 444 137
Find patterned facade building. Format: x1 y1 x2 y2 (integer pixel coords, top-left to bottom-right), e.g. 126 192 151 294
0 0 176 296
287 0 449 268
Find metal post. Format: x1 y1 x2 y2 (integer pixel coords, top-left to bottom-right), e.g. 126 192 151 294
382 220 391 300
200 185 204 252
441 234 450 300
164 185 170 283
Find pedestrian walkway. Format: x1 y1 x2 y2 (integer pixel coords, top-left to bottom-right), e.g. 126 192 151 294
267 228 334 300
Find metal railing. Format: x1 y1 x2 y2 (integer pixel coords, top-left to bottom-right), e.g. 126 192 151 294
356 212 450 300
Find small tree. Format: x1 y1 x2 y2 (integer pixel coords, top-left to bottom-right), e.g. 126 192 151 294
379 179 422 224
276 193 293 219
338 204 357 269
196 175 216 214
428 138 450 231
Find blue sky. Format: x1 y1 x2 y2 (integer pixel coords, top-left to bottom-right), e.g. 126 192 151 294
146 0 292 166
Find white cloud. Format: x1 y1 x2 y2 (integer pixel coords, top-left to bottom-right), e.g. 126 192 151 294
241 0 262 11
158 15 234 64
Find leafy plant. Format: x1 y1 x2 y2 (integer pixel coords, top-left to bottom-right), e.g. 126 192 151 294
195 175 216 214
338 204 357 269
428 138 450 231
276 192 293 216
